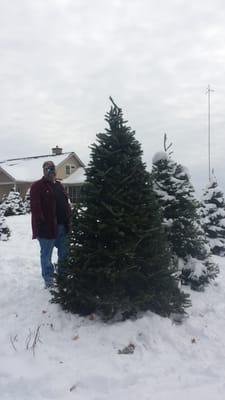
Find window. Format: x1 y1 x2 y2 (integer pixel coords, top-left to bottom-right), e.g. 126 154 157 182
65 164 76 175
65 165 70 175
68 185 83 204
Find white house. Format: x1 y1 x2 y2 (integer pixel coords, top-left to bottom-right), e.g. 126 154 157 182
0 146 86 203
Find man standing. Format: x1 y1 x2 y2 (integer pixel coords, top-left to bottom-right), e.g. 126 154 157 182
30 161 71 287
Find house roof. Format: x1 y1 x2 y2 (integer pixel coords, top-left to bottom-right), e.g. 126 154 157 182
63 167 86 185
0 152 84 182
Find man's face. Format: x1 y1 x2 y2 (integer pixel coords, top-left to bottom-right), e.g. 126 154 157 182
43 162 56 181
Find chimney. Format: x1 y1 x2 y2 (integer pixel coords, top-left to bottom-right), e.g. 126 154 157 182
52 145 63 155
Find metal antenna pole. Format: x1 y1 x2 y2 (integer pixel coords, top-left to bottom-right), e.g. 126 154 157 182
206 85 214 181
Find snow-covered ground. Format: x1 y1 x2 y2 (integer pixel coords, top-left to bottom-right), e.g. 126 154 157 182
1 215 225 400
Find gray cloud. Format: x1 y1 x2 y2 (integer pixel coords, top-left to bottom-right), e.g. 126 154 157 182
0 0 225 194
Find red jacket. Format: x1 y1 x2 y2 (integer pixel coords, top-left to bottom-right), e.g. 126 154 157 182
30 177 71 239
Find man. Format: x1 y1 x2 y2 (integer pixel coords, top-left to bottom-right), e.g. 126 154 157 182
30 161 71 287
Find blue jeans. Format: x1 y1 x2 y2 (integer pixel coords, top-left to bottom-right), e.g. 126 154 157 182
37 224 68 285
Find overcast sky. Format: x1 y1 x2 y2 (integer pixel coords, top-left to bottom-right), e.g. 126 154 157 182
1 0 225 194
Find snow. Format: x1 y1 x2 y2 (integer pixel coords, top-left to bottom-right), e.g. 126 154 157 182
63 167 86 184
208 237 225 251
1 215 225 399
179 165 191 180
152 151 168 164
186 258 207 279
153 186 176 202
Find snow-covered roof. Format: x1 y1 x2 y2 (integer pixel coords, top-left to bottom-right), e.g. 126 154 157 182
0 153 74 182
63 167 86 184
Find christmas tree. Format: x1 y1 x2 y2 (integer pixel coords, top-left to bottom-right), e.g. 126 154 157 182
52 99 189 320
0 211 10 241
200 176 225 256
0 189 26 216
24 188 31 213
152 151 218 290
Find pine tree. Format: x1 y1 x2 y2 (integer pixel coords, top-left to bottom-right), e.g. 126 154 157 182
52 100 189 320
152 152 219 290
24 188 31 213
200 176 225 256
0 189 26 216
0 211 10 241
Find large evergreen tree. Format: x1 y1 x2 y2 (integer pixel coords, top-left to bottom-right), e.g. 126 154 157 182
52 100 189 320
152 152 218 290
200 177 225 256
